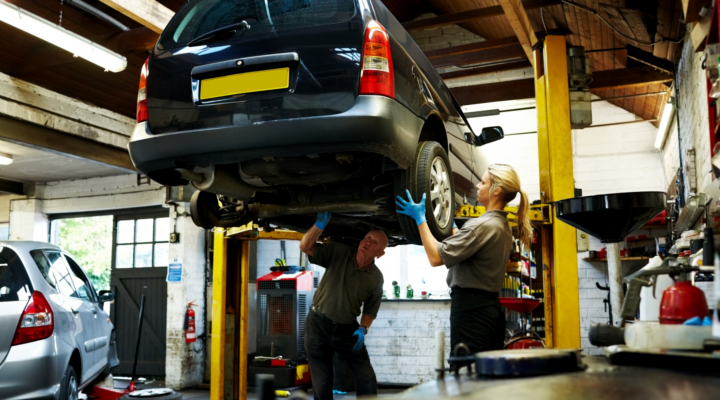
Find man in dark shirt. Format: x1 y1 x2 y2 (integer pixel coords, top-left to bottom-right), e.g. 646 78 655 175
299 212 387 400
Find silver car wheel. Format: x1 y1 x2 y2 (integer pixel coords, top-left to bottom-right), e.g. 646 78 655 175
67 373 78 400
429 156 452 228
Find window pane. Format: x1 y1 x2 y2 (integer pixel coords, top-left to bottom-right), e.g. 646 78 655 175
117 220 135 244
154 243 168 267
65 256 96 302
136 219 154 243
155 218 169 242
135 244 153 268
31 250 56 289
46 251 77 297
0 248 33 303
116 245 134 268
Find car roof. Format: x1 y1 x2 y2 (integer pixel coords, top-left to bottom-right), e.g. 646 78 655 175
0 240 61 252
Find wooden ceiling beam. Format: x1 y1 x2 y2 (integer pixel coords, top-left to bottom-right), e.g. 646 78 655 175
451 67 673 105
498 0 538 64
11 27 158 78
440 60 532 80
429 29 569 72
98 0 174 34
0 115 135 173
402 0 561 31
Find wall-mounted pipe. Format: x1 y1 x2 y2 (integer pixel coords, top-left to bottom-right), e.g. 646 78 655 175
65 0 130 32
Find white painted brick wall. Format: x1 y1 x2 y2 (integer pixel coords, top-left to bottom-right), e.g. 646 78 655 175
673 35 712 196
366 301 451 384
165 204 207 389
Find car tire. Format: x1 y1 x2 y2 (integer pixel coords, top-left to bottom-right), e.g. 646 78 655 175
395 141 455 245
119 388 182 399
59 365 79 400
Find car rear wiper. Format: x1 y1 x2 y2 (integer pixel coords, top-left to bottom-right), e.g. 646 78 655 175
187 20 251 47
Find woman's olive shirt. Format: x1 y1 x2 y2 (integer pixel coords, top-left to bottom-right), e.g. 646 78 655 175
437 210 513 292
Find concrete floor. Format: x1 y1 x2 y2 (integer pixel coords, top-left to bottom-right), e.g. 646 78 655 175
104 378 404 399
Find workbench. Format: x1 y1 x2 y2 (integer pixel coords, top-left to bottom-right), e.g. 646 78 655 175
393 356 720 399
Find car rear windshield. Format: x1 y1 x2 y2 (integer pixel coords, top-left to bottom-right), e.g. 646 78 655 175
0 247 33 303
159 0 357 49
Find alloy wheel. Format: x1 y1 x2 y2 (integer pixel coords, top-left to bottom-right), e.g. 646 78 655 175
67 374 78 400
429 156 452 228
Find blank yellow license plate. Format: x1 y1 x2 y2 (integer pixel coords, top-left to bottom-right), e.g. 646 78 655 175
199 67 289 100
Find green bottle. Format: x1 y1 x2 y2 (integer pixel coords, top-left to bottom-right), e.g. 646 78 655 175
406 284 414 299
392 281 400 298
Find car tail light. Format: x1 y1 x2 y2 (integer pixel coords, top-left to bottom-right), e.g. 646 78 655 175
360 20 394 99
137 57 149 123
12 291 54 346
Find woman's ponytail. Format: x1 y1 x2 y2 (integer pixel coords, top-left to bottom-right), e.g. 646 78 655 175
516 189 532 249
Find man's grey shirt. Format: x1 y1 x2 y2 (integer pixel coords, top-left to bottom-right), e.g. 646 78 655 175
438 210 513 293
309 242 384 324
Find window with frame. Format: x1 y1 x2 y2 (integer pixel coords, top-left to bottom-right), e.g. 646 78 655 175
114 216 170 268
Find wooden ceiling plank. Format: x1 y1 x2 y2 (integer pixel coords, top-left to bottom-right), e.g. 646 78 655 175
402 0 561 32
667 0 684 61
98 0 174 34
653 0 674 58
431 44 527 68
440 60 532 80
425 28 568 61
498 0 539 64
451 66 674 105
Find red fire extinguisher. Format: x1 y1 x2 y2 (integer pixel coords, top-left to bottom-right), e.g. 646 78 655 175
184 301 196 343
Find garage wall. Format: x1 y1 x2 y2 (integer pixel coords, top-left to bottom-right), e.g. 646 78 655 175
6 173 207 388
667 35 712 197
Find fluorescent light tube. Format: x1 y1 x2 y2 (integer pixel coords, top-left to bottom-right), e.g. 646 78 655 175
654 101 674 150
0 153 13 165
0 0 127 72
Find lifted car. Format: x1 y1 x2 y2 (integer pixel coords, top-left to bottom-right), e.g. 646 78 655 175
129 0 503 245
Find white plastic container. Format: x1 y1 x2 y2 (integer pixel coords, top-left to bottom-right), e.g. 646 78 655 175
625 322 713 350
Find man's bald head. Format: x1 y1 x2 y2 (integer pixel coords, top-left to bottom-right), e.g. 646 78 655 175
369 230 389 251
356 230 388 266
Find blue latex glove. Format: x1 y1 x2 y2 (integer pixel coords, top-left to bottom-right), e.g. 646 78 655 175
332 390 347 395
683 316 713 326
352 327 366 351
452 221 458 229
396 190 427 226
315 212 331 230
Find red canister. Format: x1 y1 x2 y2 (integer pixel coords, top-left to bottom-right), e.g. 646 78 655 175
659 281 709 324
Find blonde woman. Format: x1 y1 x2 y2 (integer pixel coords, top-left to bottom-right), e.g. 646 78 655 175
396 164 532 353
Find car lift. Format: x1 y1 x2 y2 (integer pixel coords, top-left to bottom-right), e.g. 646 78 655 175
210 38 580 399
209 203 553 400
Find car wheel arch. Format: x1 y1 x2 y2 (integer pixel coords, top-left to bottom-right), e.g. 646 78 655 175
69 349 82 384
418 114 448 154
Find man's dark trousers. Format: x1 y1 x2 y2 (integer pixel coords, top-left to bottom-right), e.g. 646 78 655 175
305 309 377 400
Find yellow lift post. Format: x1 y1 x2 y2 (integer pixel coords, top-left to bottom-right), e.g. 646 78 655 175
210 224 306 400
210 203 555 400
533 35 581 348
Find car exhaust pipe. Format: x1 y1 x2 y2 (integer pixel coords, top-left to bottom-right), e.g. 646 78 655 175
176 165 257 200
252 201 381 218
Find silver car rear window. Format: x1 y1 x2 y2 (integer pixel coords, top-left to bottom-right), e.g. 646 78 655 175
0 247 33 303
159 0 357 49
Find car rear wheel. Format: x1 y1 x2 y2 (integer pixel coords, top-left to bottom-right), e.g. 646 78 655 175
396 141 455 245
60 365 78 400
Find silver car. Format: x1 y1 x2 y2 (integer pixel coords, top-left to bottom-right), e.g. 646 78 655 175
0 242 116 400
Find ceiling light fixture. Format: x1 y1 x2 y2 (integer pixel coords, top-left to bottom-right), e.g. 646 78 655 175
0 153 13 165
0 0 127 72
654 100 675 150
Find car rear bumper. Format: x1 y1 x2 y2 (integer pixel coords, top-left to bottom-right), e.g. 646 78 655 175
0 337 65 400
129 95 424 185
